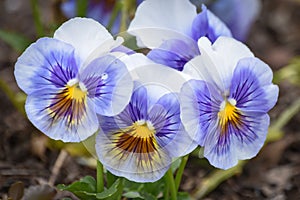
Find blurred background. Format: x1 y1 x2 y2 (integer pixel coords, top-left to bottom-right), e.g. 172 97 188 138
0 0 300 199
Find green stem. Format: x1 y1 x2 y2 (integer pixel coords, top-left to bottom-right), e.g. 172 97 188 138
30 0 44 37
76 0 88 17
164 183 169 200
175 155 189 191
96 160 104 193
116 178 124 200
165 168 177 200
120 0 133 32
107 171 117 188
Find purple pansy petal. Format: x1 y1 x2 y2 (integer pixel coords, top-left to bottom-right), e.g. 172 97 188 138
233 113 269 160
180 79 222 146
203 120 238 169
148 93 181 141
147 39 199 71
25 89 98 142
230 57 279 113
123 85 149 122
191 5 232 42
128 0 197 48
209 0 261 41
203 112 270 170
111 45 136 55
150 92 197 157
80 55 133 116
14 38 80 95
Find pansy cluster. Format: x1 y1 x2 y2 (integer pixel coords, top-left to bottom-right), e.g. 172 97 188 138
15 0 278 183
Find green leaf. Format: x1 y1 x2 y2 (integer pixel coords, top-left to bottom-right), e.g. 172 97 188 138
139 191 157 200
123 191 144 199
177 192 192 200
57 175 96 194
58 177 122 200
143 179 164 197
0 29 31 52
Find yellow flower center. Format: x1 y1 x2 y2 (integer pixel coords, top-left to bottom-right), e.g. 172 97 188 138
66 83 87 102
218 99 241 134
132 120 155 138
112 120 157 154
48 80 87 126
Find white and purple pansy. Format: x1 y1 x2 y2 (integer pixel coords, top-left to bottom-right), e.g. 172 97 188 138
180 36 279 169
14 18 133 142
128 0 232 71
96 83 196 182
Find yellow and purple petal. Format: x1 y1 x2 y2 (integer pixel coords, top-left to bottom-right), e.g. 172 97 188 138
25 88 98 142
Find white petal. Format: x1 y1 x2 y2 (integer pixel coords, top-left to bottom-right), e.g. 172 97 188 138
54 17 117 65
183 38 225 91
120 53 189 102
128 0 197 48
207 36 254 89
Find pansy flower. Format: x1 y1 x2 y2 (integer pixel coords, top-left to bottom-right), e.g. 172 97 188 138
95 59 196 182
128 0 231 71
14 18 133 142
180 37 279 169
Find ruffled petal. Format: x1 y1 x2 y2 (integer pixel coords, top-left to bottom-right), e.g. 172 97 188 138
230 57 279 113
147 39 199 71
183 38 225 91
180 79 222 146
25 89 98 142
54 17 118 65
191 5 232 42
233 113 269 160
203 120 238 169
14 38 80 95
150 93 197 157
128 0 197 48
191 36 254 90
203 111 270 170
79 55 133 116
209 36 254 88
